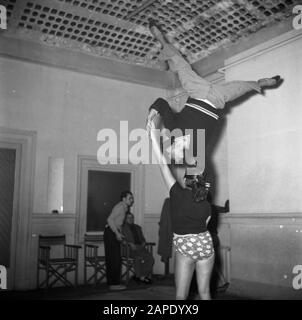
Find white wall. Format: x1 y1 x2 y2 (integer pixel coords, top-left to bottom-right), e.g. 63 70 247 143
0 56 172 287
0 57 166 215
226 30 302 214
222 29 302 299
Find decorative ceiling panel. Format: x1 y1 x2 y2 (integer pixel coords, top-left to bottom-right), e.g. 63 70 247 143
0 0 298 70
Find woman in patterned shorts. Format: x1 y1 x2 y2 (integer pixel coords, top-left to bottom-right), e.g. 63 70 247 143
149 114 214 300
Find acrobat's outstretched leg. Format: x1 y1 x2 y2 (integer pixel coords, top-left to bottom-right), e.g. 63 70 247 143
149 20 282 110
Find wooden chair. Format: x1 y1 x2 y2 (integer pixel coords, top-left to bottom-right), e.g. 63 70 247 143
37 235 81 289
121 241 155 284
84 233 106 286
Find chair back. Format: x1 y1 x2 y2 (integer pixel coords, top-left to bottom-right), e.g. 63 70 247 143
39 235 66 246
84 233 105 258
84 233 104 244
37 234 80 288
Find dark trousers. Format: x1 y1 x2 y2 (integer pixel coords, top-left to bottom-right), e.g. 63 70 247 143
104 227 121 285
130 246 155 278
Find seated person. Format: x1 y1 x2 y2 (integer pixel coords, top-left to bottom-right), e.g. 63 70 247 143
122 212 154 284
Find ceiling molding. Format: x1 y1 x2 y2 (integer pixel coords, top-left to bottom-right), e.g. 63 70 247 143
0 0 297 68
0 34 177 89
192 17 294 77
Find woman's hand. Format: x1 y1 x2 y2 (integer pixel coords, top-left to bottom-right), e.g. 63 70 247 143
146 109 158 135
129 243 137 251
116 232 124 242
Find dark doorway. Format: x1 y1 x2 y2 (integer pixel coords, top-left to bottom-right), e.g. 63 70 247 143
0 148 16 268
86 170 131 232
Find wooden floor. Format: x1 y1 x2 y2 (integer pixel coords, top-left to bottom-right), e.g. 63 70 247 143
0 275 248 300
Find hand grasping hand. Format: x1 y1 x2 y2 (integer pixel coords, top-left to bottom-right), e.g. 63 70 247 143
146 109 159 135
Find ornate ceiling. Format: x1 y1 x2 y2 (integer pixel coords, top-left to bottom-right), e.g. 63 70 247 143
0 0 298 70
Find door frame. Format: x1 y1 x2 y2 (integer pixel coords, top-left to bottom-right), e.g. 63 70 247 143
0 127 36 290
75 155 145 243
0 141 21 289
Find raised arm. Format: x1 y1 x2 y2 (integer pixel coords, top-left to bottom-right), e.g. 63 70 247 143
149 116 176 191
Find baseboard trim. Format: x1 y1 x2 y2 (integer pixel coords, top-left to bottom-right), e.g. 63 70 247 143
228 278 302 300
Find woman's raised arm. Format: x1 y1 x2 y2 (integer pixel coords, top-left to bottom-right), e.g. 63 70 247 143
149 116 176 191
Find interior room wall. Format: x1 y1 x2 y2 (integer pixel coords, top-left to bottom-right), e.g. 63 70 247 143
0 56 171 287
0 56 166 214
222 29 302 299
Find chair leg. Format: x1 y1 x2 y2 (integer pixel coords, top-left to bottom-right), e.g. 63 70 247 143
75 264 78 287
94 263 97 286
37 265 40 289
49 265 73 287
84 262 107 286
46 265 49 289
126 263 130 284
64 265 67 285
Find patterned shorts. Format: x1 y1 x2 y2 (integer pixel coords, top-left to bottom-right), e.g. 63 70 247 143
173 231 214 261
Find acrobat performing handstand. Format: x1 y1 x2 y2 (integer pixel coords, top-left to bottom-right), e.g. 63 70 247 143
146 20 283 177
146 20 282 300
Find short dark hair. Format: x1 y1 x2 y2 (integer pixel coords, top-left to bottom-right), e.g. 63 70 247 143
126 211 134 218
120 190 133 201
123 211 134 226
185 173 209 203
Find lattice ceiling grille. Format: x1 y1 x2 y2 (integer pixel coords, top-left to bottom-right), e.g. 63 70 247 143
1 0 16 18
19 2 155 59
0 0 298 70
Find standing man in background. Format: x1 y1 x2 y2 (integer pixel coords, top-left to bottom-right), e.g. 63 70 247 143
104 190 134 290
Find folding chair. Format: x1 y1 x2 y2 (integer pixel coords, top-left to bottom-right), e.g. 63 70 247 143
84 233 106 286
121 241 155 284
37 235 81 289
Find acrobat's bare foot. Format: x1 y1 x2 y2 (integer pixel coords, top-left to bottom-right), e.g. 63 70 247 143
149 19 166 48
258 75 283 90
